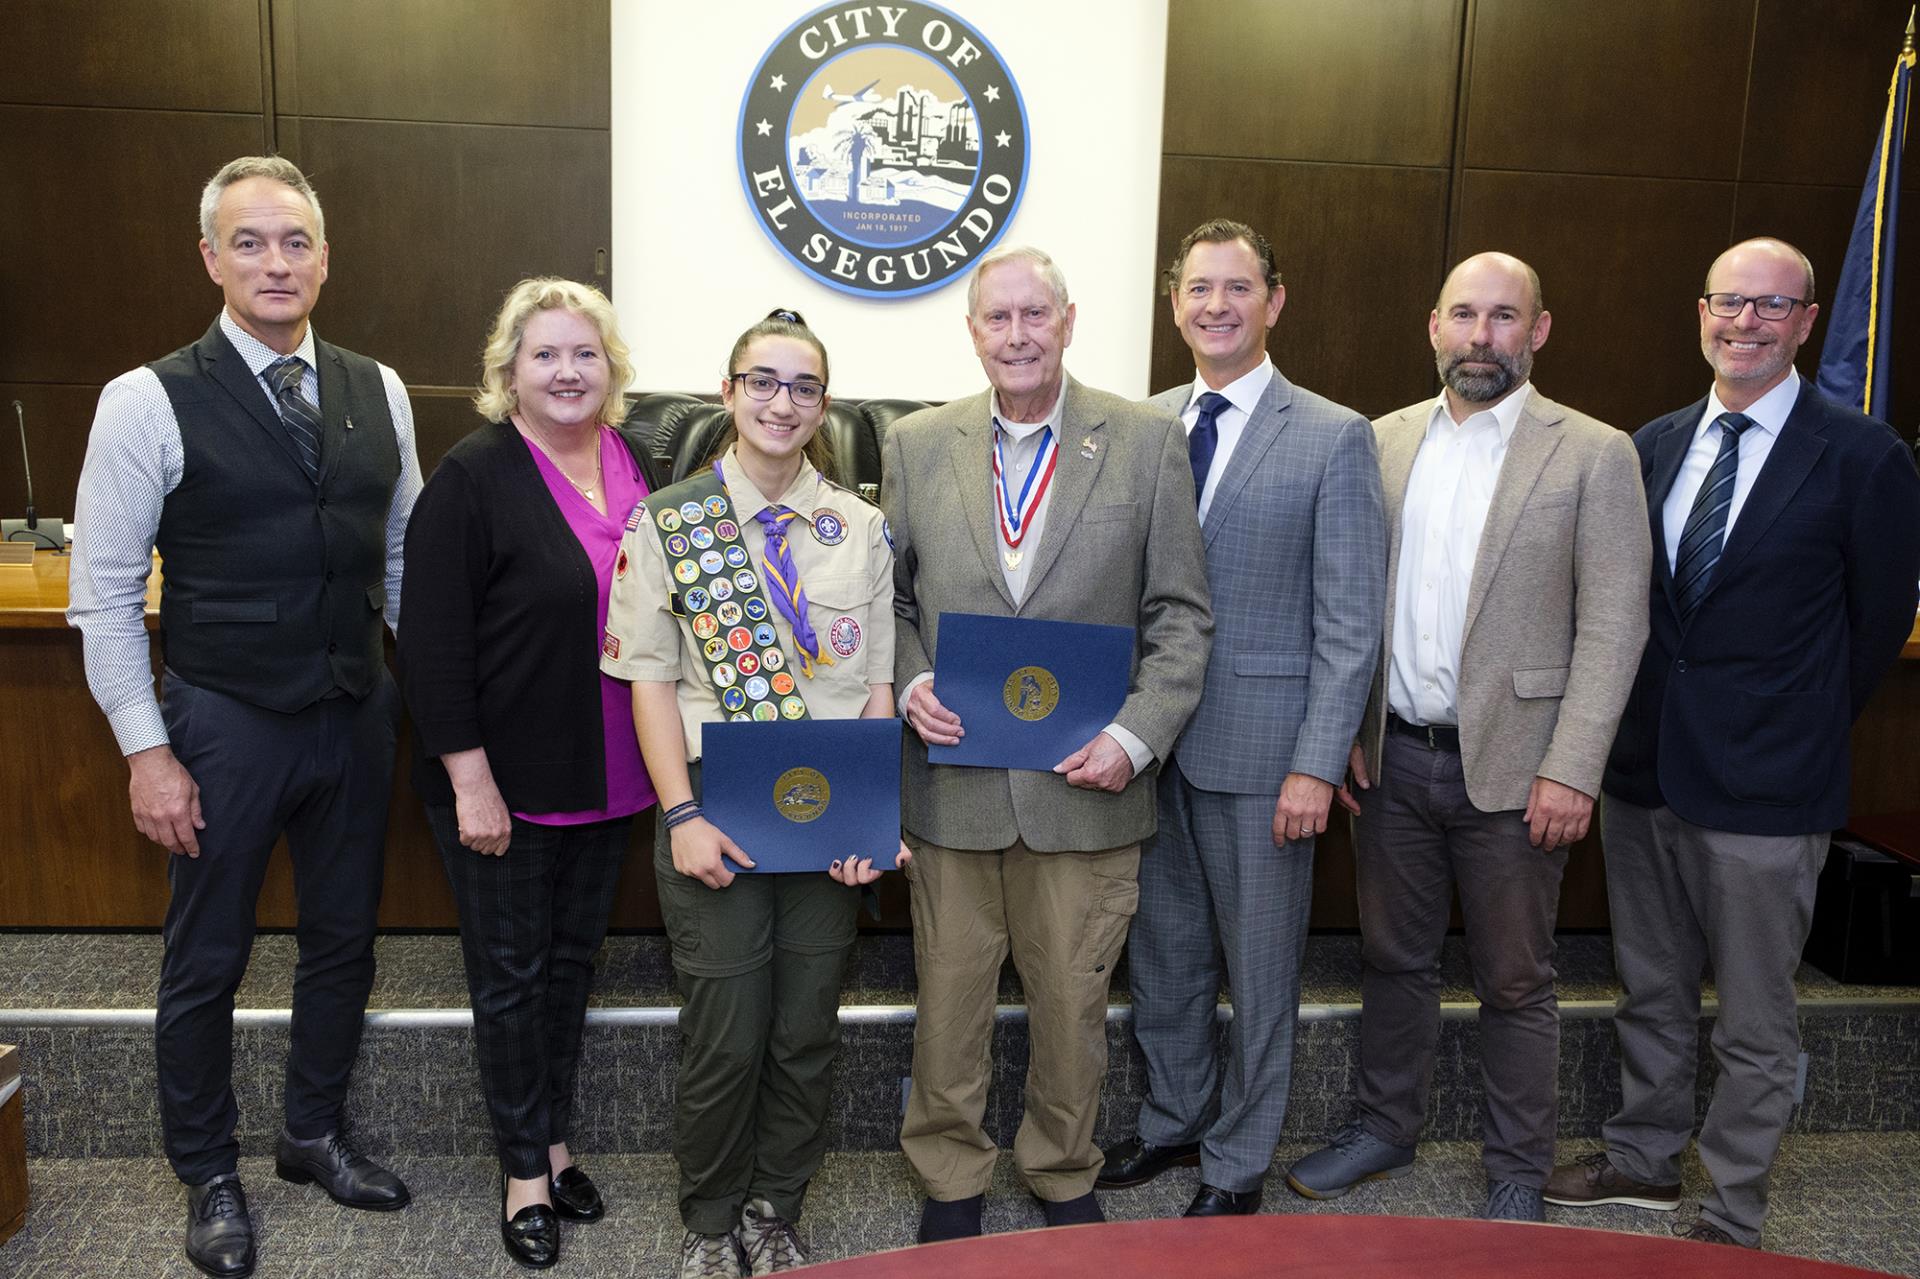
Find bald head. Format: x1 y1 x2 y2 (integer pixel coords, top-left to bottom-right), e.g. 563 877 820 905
1703 237 1814 302
1438 252 1543 321
1429 252 1551 412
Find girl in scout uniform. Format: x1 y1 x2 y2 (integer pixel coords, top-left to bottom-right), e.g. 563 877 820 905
600 309 904 1278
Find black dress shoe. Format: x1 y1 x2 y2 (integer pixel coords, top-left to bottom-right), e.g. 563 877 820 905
274 1129 412 1210
1184 1183 1263 1216
916 1193 984 1243
185 1174 255 1279
1096 1135 1202 1189
1040 1191 1105 1227
501 1178 560 1269
549 1165 604 1222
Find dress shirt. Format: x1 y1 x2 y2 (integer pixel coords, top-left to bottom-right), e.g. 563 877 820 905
67 309 422 755
1661 369 1797 574
1179 357 1274 522
1387 383 1532 726
902 384 1152 775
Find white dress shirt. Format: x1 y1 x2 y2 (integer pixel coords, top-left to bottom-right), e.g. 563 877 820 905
1661 368 1797 573
66 309 422 755
1179 357 1274 522
1387 383 1533 726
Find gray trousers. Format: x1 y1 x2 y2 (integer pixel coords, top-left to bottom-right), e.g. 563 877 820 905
1130 759 1314 1192
1354 731 1567 1187
1599 796 1827 1246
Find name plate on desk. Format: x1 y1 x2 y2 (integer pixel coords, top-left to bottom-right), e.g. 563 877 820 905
0 545 32 567
700 719 903 874
929 613 1135 771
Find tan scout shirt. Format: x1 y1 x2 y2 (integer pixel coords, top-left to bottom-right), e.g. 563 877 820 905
600 450 895 760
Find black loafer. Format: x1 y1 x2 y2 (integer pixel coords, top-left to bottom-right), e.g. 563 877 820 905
274 1129 411 1211
1040 1191 1105 1227
916 1193 984 1243
549 1165 604 1222
1184 1183 1263 1216
1096 1135 1201 1189
501 1179 560 1269
185 1174 255 1278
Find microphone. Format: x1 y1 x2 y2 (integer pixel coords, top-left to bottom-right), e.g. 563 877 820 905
4 401 66 552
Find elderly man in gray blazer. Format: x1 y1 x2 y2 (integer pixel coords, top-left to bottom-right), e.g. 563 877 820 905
1286 252 1650 1222
1097 219 1385 1217
882 245 1212 1244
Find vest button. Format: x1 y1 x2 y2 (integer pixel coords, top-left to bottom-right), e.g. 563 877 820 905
325 571 335 582
1675 660 1688 673
318 497 328 509
328 642 338 654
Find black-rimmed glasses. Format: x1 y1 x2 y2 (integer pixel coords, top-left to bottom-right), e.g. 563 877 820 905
729 373 826 408
1703 292 1811 321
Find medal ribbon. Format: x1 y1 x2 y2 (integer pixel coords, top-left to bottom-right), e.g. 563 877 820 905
992 423 1057 550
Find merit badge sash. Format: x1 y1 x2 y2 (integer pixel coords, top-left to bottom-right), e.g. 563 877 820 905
643 470 811 723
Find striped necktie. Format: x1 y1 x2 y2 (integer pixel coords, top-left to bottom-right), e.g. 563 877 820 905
1673 411 1754 621
753 505 835 678
266 356 322 482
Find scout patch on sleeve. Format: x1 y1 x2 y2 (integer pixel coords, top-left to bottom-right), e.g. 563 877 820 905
602 631 621 660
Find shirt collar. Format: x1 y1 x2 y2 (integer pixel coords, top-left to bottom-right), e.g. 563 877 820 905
1189 356 1274 416
720 448 821 523
1699 368 1797 444
1425 381 1532 445
991 384 1067 441
219 309 317 380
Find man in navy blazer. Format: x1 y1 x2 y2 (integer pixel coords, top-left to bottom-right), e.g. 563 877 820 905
1097 219 1385 1215
1546 237 1920 1248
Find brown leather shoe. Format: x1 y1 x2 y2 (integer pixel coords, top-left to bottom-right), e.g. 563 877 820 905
1543 1152 1680 1211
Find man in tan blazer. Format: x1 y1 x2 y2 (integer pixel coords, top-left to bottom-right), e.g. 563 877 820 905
881 245 1212 1242
1285 253 1649 1222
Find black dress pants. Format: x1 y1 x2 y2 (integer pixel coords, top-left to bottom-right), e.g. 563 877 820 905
155 670 398 1185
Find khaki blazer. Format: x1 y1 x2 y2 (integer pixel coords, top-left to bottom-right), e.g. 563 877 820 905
1361 390 1651 811
881 375 1213 852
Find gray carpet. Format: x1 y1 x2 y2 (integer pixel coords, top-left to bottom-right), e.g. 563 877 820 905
2 1135 1914 1277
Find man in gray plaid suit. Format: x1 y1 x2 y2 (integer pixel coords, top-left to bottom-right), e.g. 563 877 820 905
1098 219 1387 1215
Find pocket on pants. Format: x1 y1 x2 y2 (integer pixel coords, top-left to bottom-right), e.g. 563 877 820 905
1082 865 1140 977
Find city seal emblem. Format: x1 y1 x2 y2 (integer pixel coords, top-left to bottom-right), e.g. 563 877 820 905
737 1 1030 298
1003 664 1058 721
773 766 831 823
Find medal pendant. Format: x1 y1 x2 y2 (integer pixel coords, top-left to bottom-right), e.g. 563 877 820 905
1003 548 1023 570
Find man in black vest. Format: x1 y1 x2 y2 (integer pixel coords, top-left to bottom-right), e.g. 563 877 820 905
68 155 421 1278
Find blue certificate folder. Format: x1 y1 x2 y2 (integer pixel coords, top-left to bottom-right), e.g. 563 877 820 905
928 613 1136 772
699 718 903 874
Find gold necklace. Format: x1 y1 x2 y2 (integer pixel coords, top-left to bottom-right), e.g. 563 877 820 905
521 420 602 500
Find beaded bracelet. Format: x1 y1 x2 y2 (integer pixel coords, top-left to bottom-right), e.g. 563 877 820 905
662 801 703 830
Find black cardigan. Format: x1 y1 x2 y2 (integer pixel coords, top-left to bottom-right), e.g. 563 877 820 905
398 417 662 811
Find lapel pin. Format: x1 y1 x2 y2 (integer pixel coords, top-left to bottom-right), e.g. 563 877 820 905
344 415 354 431
1080 434 1097 459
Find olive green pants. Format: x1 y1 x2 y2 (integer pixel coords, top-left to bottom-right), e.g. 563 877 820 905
655 806 860 1233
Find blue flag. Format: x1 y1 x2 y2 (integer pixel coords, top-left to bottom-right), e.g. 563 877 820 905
1815 15 1914 422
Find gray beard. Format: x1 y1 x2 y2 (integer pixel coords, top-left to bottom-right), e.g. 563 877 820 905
1439 347 1526 404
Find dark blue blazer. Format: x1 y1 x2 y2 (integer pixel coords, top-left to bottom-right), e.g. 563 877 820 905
1603 380 1920 835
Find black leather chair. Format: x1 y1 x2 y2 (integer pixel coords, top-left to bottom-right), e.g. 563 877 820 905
618 392 935 493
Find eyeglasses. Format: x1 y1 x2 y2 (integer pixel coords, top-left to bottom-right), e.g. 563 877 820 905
729 373 826 408
1703 293 1811 321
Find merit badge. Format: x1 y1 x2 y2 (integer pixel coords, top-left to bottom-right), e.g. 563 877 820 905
760 645 786 672
704 495 730 518
828 616 862 657
679 500 707 525
752 702 778 722
744 675 771 701
614 548 629 579
724 544 750 569
743 597 768 621
770 672 795 696
712 663 738 687
698 550 724 575
728 626 753 652
665 533 690 557
722 687 748 712
684 586 710 612
692 613 720 639
1003 665 1060 721
811 508 847 546
703 636 728 663
716 600 744 627
689 526 715 550
753 622 779 647
736 651 761 676
779 695 807 720
655 507 680 532
715 519 741 542
772 767 829 823
730 711 752 722
709 578 734 602
601 632 619 660
673 559 701 585
733 569 759 593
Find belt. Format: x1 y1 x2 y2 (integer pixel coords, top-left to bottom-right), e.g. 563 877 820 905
1387 713 1460 752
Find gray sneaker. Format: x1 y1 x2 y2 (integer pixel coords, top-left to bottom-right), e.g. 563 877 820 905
740 1198 808 1274
1284 1119 1416 1200
679 1228 747 1279
1482 1179 1546 1222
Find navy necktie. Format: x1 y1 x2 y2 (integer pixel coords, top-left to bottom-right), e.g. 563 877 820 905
1188 391 1230 507
266 357 322 482
1673 411 1754 621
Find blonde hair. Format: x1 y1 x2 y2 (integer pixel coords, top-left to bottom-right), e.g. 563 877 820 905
474 278 634 427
